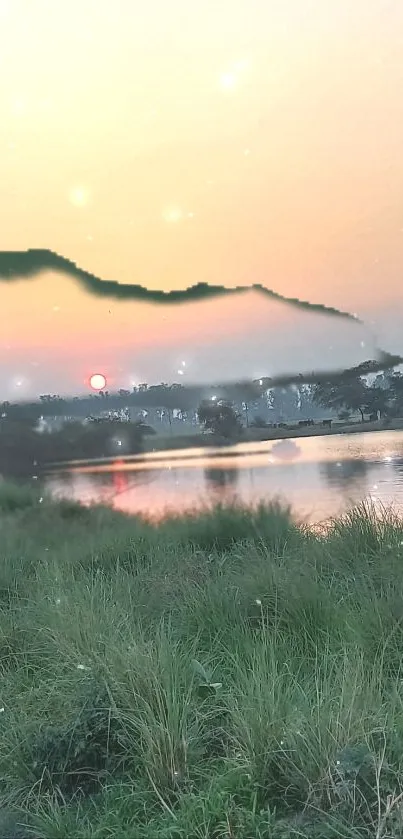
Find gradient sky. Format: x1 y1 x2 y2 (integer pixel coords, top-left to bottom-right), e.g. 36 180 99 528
1 0 402 397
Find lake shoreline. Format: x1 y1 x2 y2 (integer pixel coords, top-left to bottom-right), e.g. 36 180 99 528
144 417 403 452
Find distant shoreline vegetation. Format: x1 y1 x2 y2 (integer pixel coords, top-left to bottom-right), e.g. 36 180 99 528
0 419 147 478
1 361 403 478
1 355 402 421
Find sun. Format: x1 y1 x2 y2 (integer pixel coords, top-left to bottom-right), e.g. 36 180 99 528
89 373 106 391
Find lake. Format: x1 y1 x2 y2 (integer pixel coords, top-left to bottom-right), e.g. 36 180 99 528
45 429 403 525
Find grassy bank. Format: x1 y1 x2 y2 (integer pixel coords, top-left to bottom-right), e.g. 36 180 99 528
2 485 403 836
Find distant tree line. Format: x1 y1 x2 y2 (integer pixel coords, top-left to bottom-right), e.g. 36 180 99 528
312 369 403 422
1 361 402 432
195 368 403 438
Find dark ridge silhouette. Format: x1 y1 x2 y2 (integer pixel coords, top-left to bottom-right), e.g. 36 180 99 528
0 248 363 323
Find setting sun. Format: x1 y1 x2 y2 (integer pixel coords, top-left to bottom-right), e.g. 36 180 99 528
89 373 106 391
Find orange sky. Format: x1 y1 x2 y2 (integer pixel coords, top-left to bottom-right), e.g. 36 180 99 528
0 0 402 396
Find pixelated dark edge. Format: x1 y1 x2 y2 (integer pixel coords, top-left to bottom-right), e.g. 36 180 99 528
0 248 361 319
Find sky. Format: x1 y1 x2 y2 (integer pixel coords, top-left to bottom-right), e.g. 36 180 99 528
0 0 402 398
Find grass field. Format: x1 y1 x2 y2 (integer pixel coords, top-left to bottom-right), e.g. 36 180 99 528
2 483 403 837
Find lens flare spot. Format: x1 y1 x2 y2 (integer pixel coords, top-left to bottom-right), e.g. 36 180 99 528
69 186 90 207
163 205 183 223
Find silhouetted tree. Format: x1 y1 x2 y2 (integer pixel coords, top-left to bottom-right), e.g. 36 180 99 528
197 400 242 440
364 386 390 419
385 372 403 416
270 386 299 421
313 377 368 421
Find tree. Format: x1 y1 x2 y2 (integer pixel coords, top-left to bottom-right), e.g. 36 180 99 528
364 385 390 419
313 377 368 421
385 372 403 416
197 400 242 440
298 384 317 418
270 386 299 421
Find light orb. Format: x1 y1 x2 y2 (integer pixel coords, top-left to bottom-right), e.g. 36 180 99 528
163 205 183 223
69 186 89 207
220 72 237 90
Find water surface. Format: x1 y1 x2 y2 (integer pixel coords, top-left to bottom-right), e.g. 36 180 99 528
46 430 403 524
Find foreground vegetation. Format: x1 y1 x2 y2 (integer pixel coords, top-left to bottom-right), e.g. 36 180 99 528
3 486 403 836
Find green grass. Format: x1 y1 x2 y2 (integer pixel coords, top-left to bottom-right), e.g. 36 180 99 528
2 484 403 837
